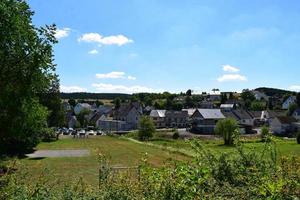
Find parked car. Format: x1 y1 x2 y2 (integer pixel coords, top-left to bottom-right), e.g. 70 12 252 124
96 130 103 135
78 129 86 137
87 130 96 136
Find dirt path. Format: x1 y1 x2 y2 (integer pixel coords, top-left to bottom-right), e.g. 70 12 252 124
26 150 90 158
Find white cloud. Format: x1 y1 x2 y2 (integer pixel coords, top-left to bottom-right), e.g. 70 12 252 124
217 74 247 82
92 83 163 94
60 85 87 93
289 85 300 91
222 65 240 73
127 75 136 80
88 49 98 54
96 72 126 79
55 28 71 39
96 71 136 80
78 33 133 46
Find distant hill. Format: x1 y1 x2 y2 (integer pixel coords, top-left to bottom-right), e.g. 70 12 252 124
255 87 294 97
60 92 131 100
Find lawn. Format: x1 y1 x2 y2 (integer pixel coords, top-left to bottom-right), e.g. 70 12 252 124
17 135 300 187
19 136 187 186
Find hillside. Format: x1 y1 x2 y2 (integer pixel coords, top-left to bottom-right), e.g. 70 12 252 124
60 92 131 100
255 87 294 97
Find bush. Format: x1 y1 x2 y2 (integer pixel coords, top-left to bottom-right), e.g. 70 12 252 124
41 128 58 142
215 118 239 145
261 126 271 142
172 130 179 140
297 132 300 144
138 116 155 141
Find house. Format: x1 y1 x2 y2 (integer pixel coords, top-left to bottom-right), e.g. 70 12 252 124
74 103 92 115
220 104 235 111
282 96 296 109
98 105 113 116
292 108 300 120
149 110 166 128
269 116 297 135
114 103 143 130
165 110 189 128
96 115 126 132
222 109 255 134
199 101 214 109
190 109 225 134
251 90 269 101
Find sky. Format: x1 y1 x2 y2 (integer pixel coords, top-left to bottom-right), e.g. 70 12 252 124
28 0 300 94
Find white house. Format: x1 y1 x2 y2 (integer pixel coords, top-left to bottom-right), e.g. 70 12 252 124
74 103 92 115
282 96 296 109
269 116 297 135
150 110 166 128
114 103 142 130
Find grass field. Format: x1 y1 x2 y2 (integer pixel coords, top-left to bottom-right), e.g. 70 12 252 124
19 136 187 186
17 135 300 186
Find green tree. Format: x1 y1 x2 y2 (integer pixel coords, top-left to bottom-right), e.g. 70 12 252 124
250 101 266 111
95 100 104 107
68 99 76 107
77 109 91 128
287 103 297 116
186 89 192 96
296 93 300 107
39 75 64 127
0 0 57 153
138 116 155 141
241 90 255 102
215 118 239 145
114 98 121 109
261 126 271 142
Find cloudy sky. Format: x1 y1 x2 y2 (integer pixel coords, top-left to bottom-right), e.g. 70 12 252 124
28 0 300 93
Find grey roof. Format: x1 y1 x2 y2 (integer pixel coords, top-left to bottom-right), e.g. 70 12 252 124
150 110 166 118
220 104 234 108
182 109 197 116
197 109 225 119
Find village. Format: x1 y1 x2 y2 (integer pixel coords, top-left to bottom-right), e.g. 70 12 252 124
61 88 300 137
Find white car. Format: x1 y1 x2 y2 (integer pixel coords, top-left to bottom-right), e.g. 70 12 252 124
77 129 86 137
87 130 96 136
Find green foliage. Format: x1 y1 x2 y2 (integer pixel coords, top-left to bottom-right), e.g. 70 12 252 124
215 118 239 145
95 100 104 107
113 97 121 109
241 89 255 102
68 99 76 107
41 128 58 142
172 130 180 140
76 109 91 128
287 103 297 116
1 140 300 199
250 101 266 111
261 126 271 142
186 89 192 96
0 0 57 154
138 116 155 141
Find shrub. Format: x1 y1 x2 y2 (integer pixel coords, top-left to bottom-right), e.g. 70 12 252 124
138 116 155 141
261 126 271 142
172 130 179 140
41 128 58 142
215 118 239 145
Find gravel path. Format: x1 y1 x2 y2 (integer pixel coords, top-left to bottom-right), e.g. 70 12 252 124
26 150 90 158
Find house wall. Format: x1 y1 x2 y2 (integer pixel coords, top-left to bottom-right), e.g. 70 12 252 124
269 118 283 134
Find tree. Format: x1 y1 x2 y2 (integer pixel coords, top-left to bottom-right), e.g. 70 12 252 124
0 0 58 153
39 75 64 127
287 103 297 116
250 101 266 111
241 90 255 102
296 93 300 107
261 126 271 142
114 98 121 109
186 89 192 96
215 118 239 145
77 109 91 128
95 100 104 107
138 116 155 141
221 93 228 104
68 99 76 107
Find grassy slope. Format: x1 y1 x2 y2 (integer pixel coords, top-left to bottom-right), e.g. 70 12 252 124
20 136 187 186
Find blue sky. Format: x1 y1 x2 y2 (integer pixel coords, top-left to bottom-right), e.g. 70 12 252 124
28 0 300 94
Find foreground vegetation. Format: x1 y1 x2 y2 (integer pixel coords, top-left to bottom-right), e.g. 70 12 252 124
1 135 300 199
